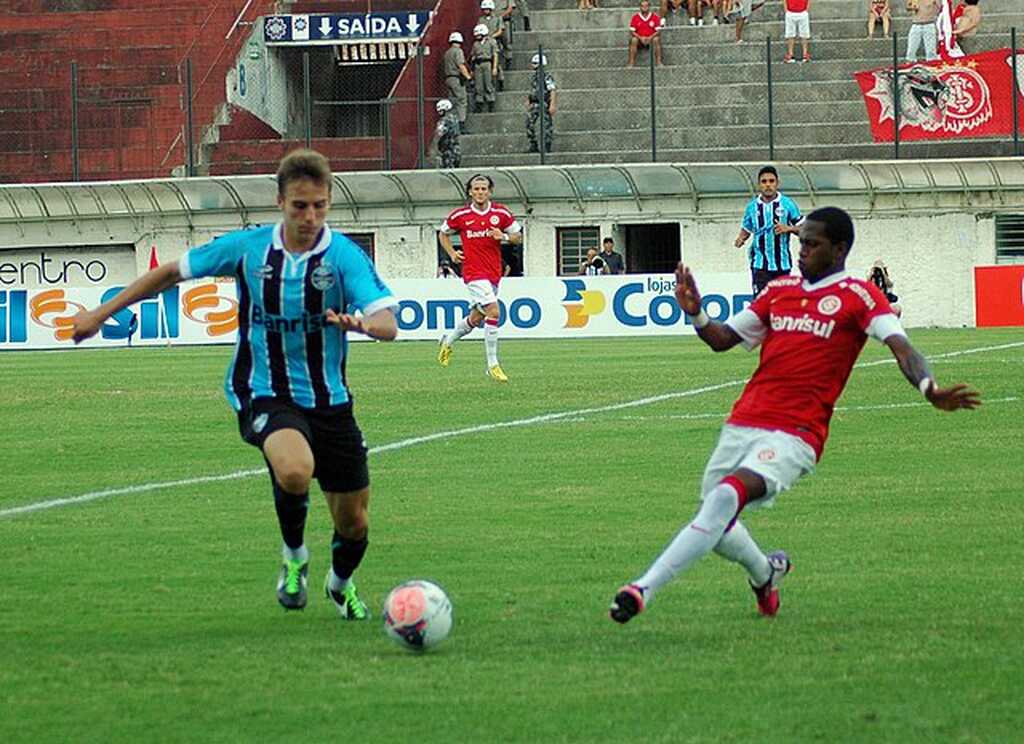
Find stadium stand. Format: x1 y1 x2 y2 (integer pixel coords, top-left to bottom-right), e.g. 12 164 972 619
458 0 1024 166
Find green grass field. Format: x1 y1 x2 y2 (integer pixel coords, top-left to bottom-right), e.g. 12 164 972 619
1 329 1022 743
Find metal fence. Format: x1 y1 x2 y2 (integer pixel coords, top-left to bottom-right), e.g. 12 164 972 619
2 28 1021 185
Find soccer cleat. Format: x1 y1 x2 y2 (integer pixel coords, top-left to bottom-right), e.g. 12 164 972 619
750 550 792 617
324 574 370 620
486 364 509 382
276 558 309 611
802 53 812 63
609 584 646 624
783 53 795 63
437 336 452 367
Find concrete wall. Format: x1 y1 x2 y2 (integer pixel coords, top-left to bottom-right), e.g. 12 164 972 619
0 183 1008 329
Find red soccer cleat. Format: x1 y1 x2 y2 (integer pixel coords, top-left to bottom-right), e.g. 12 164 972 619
750 551 792 617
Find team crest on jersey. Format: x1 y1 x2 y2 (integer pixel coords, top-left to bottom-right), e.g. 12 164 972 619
757 448 777 462
252 413 269 434
489 215 500 225
258 264 275 279
817 295 842 315
311 264 335 291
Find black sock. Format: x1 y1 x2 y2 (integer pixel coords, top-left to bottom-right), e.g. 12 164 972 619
273 482 309 551
331 531 368 581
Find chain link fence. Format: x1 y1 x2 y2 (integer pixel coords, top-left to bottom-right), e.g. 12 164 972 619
2 25 1021 184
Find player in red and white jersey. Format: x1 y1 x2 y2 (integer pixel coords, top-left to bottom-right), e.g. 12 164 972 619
437 174 523 382
610 207 980 625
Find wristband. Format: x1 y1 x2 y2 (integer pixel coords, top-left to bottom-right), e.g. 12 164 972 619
689 310 710 329
918 378 934 397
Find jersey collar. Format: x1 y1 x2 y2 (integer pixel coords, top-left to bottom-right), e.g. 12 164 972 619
469 201 492 215
273 222 332 257
802 270 849 292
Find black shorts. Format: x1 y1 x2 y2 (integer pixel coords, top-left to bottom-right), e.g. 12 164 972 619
238 398 369 493
751 268 791 295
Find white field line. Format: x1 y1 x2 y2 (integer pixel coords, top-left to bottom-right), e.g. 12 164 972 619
613 396 1020 422
2 340 1021 520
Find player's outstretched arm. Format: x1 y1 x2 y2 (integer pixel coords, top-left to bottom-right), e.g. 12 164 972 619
71 261 183 344
326 308 398 341
884 334 981 412
674 262 742 352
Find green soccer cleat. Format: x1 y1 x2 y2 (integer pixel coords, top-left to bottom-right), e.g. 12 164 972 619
324 573 370 620
276 558 309 611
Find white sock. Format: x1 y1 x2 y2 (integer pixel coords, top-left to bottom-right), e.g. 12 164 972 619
484 318 499 367
713 520 771 586
445 317 475 345
283 543 309 563
327 568 350 592
634 482 740 602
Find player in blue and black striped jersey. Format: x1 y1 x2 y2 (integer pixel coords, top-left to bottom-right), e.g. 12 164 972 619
72 149 398 619
735 165 804 295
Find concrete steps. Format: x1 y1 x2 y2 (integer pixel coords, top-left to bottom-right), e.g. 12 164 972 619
458 0 1024 166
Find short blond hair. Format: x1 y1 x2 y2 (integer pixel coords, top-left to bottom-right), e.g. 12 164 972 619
276 149 332 195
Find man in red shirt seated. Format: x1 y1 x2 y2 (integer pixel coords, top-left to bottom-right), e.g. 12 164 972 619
628 0 665 67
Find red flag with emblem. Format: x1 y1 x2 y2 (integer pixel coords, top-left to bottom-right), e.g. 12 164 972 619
148 246 159 270
854 48 1024 142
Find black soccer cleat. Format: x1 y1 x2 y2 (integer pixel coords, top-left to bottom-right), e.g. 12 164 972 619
609 584 646 624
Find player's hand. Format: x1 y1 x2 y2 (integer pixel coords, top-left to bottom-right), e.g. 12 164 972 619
734 235 746 248
487 227 504 241
451 249 464 264
773 223 789 235
674 263 702 315
326 309 366 334
926 383 982 412
70 309 103 344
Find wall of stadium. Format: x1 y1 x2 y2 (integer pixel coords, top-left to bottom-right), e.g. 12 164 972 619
0 166 1012 343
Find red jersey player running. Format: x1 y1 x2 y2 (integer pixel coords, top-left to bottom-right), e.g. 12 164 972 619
610 207 980 624
438 174 523 382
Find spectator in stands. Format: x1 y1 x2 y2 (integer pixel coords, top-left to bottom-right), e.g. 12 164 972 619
579 248 610 275
783 0 811 63
734 165 803 294
600 237 625 274
729 0 765 44
867 0 891 37
428 99 461 168
628 0 665 67
471 24 499 113
952 0 982 54
689 0 722 26
661 0 684 21
906 0 939 60
443 32 473 133
526 54 557 153
479 0 506 91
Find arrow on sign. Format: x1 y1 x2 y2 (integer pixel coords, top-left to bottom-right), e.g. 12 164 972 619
319 17 332 36
406 13 421 34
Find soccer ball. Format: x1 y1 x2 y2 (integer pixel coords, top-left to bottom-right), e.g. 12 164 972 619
382 579 453 651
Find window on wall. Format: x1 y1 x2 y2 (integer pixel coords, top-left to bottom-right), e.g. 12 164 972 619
557 227 600 275
347 233 375 262
995 215 1024 264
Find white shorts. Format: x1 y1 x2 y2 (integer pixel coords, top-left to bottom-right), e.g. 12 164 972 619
466 279 499 310
700 424 816 509
785 11 810 38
